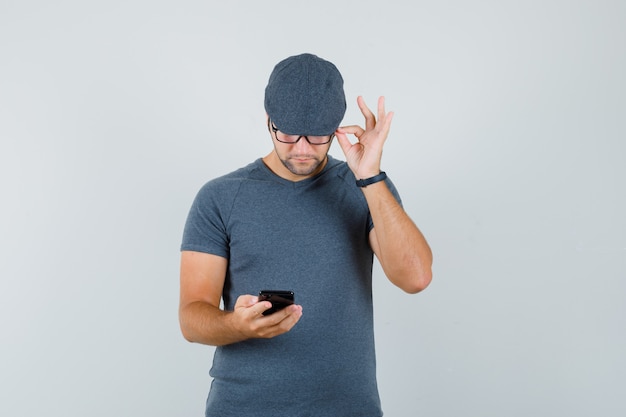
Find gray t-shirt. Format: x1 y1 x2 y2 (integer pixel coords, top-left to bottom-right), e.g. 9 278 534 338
181 155 401 417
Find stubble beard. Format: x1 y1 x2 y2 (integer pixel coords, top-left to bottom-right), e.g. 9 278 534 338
280 154 326 177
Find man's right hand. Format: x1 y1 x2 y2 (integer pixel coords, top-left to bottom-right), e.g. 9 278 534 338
230 294 303 340
179 251 302 346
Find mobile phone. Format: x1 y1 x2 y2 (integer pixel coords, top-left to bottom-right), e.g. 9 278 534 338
258 290 295 316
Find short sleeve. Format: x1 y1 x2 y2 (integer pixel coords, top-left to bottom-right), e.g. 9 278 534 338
180 180 237 258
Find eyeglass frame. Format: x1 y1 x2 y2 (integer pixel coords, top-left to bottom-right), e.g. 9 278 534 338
268 120 335 145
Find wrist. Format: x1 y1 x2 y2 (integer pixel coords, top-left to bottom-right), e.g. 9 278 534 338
356 171 387 188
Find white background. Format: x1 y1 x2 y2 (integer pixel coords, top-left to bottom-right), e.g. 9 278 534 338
1 1 624 416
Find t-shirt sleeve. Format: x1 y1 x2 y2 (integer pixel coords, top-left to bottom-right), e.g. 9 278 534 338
180 180 233 258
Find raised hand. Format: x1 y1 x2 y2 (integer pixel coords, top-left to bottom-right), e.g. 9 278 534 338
335 96 394 180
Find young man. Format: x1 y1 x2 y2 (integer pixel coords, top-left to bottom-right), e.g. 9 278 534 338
180 53 432 416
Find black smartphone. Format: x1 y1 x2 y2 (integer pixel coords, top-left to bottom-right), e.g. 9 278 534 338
258 290 295 316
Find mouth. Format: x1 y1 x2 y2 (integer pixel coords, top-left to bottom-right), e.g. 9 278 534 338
291 156 316 163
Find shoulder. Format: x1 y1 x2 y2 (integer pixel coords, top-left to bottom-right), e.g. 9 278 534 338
196 159 264 195
187 161 262 218
323 155 354 184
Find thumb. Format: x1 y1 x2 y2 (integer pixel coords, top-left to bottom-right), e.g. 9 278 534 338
235 294 260 309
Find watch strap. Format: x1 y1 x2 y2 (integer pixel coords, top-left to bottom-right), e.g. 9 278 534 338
356 171 387 188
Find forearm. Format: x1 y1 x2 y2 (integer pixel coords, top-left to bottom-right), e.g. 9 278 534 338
363 181 433 293
179 301 246 346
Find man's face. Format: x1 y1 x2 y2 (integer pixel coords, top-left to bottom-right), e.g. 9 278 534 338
268 120 334 180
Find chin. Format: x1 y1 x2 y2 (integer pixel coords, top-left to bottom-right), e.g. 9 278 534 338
283 160 321 176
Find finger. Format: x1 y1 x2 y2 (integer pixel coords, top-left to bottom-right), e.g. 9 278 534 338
335 130 354 157
378 110 394 136
383 111 394 132
267 305 303 328
377 96 386 126
337 125 365 137
266 304 302 320
280 305 303 328
357 96 376 130
254 301 272 316
374 96 394 136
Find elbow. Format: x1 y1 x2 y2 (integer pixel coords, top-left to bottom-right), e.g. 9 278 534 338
180 326 196 343
178 307 199 344
387 244 433 294
402 269 432 294
384 256 433 294
179 319 195 343
395 258 433 294
404 249 433 294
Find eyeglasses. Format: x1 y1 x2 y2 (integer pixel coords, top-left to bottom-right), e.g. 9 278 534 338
269 121 334 145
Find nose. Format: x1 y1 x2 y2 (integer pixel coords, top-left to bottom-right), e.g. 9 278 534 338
292 136 314 151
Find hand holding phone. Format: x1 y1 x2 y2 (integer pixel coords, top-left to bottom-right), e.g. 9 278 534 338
258 290 295 316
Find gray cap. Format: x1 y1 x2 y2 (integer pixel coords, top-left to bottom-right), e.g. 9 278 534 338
264 53 346 136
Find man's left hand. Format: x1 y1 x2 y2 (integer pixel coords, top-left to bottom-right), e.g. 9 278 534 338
335 96 394 180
